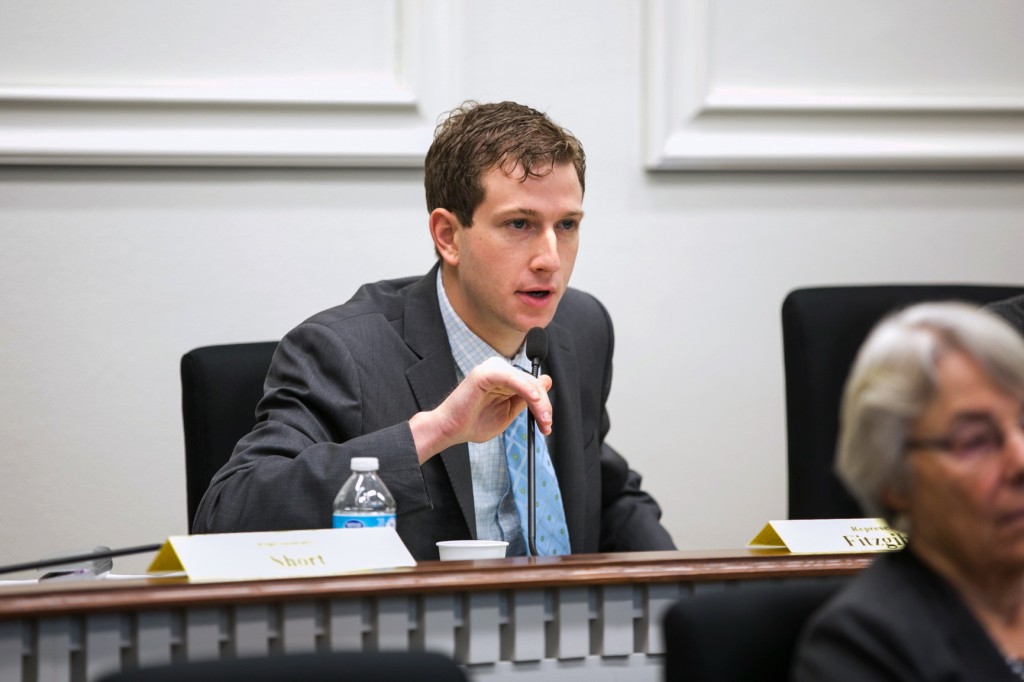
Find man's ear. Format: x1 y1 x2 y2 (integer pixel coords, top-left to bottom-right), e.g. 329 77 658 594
429 208 461 266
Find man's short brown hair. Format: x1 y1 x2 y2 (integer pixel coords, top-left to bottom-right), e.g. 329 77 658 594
424 101 586 228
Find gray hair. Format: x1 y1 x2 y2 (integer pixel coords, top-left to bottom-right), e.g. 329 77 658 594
837 301 1024 530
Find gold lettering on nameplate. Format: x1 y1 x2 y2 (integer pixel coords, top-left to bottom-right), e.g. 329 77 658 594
269 554 328 568
258 541 312 547
842 532 907 550
847 525 890 533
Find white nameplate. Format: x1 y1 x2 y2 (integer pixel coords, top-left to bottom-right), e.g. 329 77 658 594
748 518 908 554
147 527 416 582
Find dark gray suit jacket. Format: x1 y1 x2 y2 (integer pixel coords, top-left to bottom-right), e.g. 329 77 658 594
193 266 674 560
793 548 1017 681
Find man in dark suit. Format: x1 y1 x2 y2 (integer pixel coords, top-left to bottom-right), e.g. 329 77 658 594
193 101 674 559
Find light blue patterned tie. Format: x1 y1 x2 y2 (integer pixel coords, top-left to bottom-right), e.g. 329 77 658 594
502 409 571 555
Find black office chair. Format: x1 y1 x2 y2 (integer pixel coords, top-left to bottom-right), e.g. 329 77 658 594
782 284 1024 520
987 293 1024 335
181 341 278 530
98 651 467 682
663 578 846 682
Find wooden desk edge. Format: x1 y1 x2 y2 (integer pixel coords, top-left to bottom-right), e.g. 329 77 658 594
0 548 875 620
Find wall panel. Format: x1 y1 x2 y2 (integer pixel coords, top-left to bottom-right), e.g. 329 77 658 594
646 0 1024 170
0 0 460 166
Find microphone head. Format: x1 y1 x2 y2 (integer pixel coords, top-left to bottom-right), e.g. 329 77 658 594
525 327 548 363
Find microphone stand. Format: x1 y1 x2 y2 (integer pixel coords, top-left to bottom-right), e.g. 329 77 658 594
0 543 163 577
524 326 548 558
527 405 538 557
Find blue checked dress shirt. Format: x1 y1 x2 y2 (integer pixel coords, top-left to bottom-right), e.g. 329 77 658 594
437 271 529 555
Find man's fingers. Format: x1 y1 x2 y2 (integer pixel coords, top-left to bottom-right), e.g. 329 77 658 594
515 374 553 435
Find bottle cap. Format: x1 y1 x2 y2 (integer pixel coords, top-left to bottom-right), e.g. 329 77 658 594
350 457 379 472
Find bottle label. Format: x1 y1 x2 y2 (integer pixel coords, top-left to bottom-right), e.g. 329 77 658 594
332 514 396 529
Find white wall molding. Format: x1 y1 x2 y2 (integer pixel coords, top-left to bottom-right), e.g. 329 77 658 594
646 0 1024 171
0 1 461 167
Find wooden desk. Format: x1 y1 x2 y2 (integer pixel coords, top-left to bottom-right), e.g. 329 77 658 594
0 549 872 682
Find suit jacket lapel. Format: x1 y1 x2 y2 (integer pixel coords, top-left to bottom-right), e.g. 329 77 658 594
545 321 587 553
402 266 477 538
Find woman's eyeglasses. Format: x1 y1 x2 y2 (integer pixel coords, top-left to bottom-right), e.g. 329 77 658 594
905 411 1024 462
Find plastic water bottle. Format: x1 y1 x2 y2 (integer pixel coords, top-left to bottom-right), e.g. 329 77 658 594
332 457 397 529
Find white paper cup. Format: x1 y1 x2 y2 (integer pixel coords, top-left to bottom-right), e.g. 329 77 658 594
436 540 509 561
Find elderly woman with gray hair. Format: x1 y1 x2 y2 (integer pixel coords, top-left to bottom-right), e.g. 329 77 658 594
792 302 1024 681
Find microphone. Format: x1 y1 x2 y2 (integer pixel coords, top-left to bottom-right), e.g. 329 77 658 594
0 543 163 577
525 327 548 557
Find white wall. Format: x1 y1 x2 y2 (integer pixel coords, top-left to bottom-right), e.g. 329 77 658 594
2 0 1023 574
